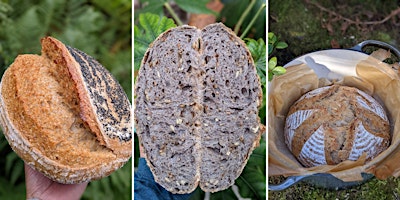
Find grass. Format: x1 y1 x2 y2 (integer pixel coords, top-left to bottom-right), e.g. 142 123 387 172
269 0 400 199
269 176 400 200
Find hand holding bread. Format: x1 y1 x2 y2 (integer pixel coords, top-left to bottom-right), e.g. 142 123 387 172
0 37 132 184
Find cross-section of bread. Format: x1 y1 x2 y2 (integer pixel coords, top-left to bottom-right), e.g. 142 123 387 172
0 37 132 184
135 23 263 193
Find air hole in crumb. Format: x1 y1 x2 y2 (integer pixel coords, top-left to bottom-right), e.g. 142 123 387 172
185 34 191 42
225 80 230 86
205 56 211 64
168 132 176 136
241 88 248 96
182 85 192 91
187 66 192 73
212 93 216 97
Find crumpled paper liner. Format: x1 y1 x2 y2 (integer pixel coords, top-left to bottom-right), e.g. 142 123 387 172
269 54 400 182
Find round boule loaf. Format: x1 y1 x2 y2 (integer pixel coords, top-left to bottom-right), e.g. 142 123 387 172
284 85 390 168
0 37 132 183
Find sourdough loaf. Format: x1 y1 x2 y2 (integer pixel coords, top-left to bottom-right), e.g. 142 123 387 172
284 85 390 168
135 23 263 193
0 37 131 183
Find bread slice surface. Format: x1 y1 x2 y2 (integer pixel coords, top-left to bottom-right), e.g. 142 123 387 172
135 23 262 193
0 37 131 183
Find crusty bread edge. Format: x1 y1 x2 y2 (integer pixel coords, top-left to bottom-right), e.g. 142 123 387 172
41 37 132 157
0 67 128 184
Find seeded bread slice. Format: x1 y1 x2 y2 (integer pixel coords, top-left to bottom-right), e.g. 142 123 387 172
135 23 263 193
0 37 132 184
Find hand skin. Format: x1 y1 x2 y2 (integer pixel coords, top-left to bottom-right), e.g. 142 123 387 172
25 163 88 200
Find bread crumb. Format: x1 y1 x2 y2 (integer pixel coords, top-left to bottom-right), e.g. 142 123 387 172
251 126 259 133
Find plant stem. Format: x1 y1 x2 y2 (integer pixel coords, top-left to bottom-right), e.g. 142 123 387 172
234 0 256 35
240 3 266 39
164 2 183 26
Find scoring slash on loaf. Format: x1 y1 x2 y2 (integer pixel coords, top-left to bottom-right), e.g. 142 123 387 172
135 23 263 193
0 37 132 184
284 85 390 168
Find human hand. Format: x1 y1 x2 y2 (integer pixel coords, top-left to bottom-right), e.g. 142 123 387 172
25 163 88 200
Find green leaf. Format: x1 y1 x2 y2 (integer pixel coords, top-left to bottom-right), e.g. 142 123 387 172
175 0 215 14
268 32 277 44
272 66 286 75
134 0 166 18
268 72 274 81
219 0 266 39
245 38 266 85
235 138 266 199
275 41 288 49
245 38 266 123
134 13 176 71
268 57 277 70
268 43 274 54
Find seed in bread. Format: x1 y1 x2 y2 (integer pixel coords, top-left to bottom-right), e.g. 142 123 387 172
0 37 132 184
135 23 263 193
284 85 390 168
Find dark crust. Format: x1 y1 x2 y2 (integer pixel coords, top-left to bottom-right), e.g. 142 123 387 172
66 46 132 142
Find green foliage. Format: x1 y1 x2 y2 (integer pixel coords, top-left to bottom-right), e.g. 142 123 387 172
0 0 131 98
235 138 266 199
135 0 214 25
220 0 266 39
174 0 216 14
134 13 176 71
245 38 266 124
268 32 287 81
82 159 132 200
0 1 132 199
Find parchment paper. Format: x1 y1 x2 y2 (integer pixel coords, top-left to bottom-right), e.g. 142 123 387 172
268 54 400 181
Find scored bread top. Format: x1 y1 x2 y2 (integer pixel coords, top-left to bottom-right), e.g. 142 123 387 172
284 85 390 167
0 37 131 183
135 23 263 193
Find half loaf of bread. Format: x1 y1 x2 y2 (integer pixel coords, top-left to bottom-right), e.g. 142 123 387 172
135 23 263 193
0 37 132 184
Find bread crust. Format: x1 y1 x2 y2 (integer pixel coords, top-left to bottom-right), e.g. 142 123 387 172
284 85 390 167
0 37 131 183
135 23 263 193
